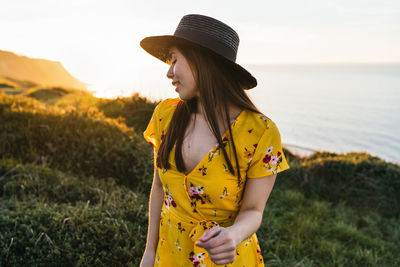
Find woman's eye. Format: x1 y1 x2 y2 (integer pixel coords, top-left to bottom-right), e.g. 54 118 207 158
167 58 176 66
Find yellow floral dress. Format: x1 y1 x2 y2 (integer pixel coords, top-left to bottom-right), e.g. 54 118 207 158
143 98 290 267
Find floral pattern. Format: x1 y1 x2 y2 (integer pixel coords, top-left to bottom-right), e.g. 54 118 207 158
244 237 253 246
188 182 212 213
258 114 269 124
164 184 177 210
177 222 186 233
243 147 254 162
197 165 207 176
189 251 206 267
261 146 284 174
142 97 290 266
175 239 183 251
219 186 230 199
222 163 229 172
160 211 164 226
161 129 165 140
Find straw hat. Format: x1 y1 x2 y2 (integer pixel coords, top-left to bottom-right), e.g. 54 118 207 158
140 14 257 90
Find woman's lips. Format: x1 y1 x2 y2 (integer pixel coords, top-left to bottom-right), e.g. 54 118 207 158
172 81 180 87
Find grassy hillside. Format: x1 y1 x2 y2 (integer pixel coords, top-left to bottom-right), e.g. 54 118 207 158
0 91 155 192
0 159 148 266
0 50 87 89
0 91 399 266
0 78 158 132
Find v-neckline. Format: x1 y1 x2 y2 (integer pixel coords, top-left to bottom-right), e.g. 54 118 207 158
179 109 247 177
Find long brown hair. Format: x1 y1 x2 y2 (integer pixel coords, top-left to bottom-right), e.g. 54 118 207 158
157 43 261 182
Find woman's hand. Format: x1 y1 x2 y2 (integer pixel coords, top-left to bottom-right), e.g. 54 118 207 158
140 250 155 267
195 225 238 265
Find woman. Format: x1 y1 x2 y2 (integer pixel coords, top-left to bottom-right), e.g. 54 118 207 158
140 14 290 266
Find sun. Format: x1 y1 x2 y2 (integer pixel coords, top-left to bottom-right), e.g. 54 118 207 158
87 84 115 99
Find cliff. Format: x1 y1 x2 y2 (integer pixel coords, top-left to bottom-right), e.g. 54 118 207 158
0 50 87 89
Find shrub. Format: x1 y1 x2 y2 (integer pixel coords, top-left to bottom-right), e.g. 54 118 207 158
26 87 70 100
0 83 15 89
0 160 149 266
258 188 400 266
1 160 399 266
96 92 159 133
277 151 400 217
0 94 154 192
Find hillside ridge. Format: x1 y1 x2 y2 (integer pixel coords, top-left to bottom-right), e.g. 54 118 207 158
0 49 87 89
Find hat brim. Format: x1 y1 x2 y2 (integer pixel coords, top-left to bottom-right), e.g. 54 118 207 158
140 35 257 90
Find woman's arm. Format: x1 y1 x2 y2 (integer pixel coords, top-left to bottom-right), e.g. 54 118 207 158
227 173 277 245
195 173 277 265
143 150 164 254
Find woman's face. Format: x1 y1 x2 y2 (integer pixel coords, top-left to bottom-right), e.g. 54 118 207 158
166 46 199 100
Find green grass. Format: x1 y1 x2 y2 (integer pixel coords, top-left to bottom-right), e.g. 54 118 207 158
0 76 37 90
0 83 15 89
0 159 148 266
0 90 399 266
0 92 154 192
277 151 400 218
1 80 158 133
1 158 399 266
258 188 400 266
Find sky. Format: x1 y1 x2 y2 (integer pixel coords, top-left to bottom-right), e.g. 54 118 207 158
1 0 399 98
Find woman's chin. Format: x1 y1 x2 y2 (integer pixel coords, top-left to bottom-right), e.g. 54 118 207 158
177 95 194 101
176 90 198 101
176 90 186 99
177 94 187 100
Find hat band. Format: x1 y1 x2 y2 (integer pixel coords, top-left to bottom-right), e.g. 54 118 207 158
174 27 237 62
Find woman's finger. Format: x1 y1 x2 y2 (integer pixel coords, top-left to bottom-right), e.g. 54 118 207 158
210 250 236 265
198 225 221 242
208 240 236 255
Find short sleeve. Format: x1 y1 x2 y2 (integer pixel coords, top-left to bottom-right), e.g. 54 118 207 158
143 103 161 152
246 121 290 178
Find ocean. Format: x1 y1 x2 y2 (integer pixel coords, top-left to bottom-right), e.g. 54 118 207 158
129 63 400 164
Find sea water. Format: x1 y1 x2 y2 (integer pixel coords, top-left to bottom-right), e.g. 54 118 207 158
133 63 400 164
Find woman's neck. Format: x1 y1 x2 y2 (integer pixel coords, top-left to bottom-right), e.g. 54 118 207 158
196 100 242 123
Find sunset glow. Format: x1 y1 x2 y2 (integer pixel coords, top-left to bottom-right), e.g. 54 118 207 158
1 0 399 98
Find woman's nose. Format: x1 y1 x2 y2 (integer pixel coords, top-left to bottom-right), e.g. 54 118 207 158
166 65 174 79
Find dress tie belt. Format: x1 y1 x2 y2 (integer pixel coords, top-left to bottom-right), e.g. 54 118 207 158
188 220 220 266
167 207 233 266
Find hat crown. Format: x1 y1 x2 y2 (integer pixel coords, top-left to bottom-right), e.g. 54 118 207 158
139 14 257 89
173 14 240 62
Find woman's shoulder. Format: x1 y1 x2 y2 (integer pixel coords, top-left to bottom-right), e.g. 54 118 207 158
154 97 180 117
152 98 181 132
238 110 284 162
244 109 278 133
238 109 283 147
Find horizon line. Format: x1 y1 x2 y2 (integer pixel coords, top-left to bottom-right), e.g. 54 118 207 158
2 48 400 67
242 61 400 66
